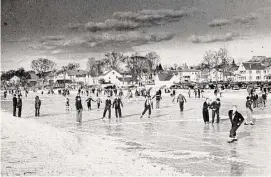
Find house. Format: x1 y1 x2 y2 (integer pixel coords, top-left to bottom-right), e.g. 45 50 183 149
200 70 209 82
155 72 179 87
264 66 271 81
9 76 20 85
209 69 224 82
235 62 266 82
27 71 39 86
179 69 201 82
98 69 123 85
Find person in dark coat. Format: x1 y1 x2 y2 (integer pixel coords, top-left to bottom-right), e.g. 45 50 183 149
262 91 267 107
228 105 244 143
86 96 95 110
4 90 7 99
177 93 187 112
202 98 210 124
198 88 201 98
153 90 162 109
112 96 123 118
75 94 83 123
35 96 41 117
17 94 22 117
102 96 112 119
210 98 221 123
140 95 153 118
13 94 17 117
96 97 102 109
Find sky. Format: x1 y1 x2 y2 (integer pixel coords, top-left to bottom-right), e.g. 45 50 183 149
2 0 271 71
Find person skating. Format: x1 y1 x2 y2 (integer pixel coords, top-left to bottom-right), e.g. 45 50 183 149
244 96 254 125
96 97 102 109
194 88 197 98
140 95 153 118
198 88 201 98
177 93 187 112
102 96 112 119
86 96 95 110
210 98 221 123
75 94 83 123
202 98 210 124
12 94 17 117
262 91 267 107
113 96 123 118
35 96 41 117
4 90 7 99
153 90 162 109
66 98 70 112
228 105 244 143
188 88 191 98
17 94 22 118
172 89 176 102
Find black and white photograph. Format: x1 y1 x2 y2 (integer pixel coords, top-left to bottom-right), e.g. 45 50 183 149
1 0 271 176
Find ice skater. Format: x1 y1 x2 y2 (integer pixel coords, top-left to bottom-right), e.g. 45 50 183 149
102 96 112 119
12 94 17 117
75 94 83 123
140 95 153 118
188 88 191 98
202 98 210 124
96 97 102 109
17 94 22 118
244 96 254 125
262 91 267 107
171 89 176 102
210 98 221 123
112 96 123 118
86 95 95 110
177 93 187 112
153 90 162 109
35 96 41 117
228 105 244 143
66 98 70 112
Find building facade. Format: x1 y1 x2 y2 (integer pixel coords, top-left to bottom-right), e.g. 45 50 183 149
235 62 266 82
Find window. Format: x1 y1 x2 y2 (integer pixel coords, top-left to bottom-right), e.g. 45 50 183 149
256 76 260 80
249 71 252 74
256 70 261 74
249 76 252 80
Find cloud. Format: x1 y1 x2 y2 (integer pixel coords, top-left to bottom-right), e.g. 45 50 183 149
67 8 194 32
233 13 258 24
30 31 175 53
208 19 231 27
113 9 191 22
85 19 140 32
189 32 239 43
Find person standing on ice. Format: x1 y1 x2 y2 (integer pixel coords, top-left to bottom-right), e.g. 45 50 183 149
202 98 210 124
65 98 70 112
12 94 17 117
75 94 83 123
96 96 102 109
17 94 22 118
210 98 221 123
228 105 244 143
244 96 254 125
177 93 187 112
86 95 95 110
35 96 41 117
188 88 191 98
113 96 123 118
172 89 176 102
102 95 112 119
153 90 162 109
140 95 153 118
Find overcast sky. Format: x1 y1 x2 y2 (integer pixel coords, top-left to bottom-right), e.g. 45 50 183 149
2 0 271 70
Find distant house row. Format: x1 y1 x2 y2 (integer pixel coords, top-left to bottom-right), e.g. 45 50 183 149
9 62 271 88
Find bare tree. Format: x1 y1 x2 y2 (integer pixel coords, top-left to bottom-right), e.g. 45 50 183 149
145 52 160 78
103 52 124 72
31 58 56 85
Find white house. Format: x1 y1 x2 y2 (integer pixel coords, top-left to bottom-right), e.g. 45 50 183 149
54 69 95 85
235 62 266 82
98 69 123 85
9 76 20 85
264 66 271 81
179 69 201 82
155 72 179 87
209 69 224 82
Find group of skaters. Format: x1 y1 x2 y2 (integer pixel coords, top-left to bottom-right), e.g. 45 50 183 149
6 84 269 144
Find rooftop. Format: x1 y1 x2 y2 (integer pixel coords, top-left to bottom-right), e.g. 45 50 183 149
242 62 266 70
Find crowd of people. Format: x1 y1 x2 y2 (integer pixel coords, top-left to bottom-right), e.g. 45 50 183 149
3 84 269 143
